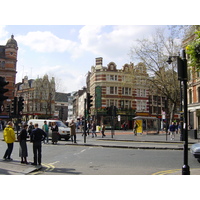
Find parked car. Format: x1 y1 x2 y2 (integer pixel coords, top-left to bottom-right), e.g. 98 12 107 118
28 119 71 141
190 143 200 162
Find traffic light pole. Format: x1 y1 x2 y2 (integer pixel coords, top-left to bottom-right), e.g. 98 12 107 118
84 98 87 143
167 50 190 175
182 51 190 175
111 106 115 138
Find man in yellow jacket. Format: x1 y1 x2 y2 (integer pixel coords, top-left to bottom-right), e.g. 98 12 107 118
3 121 16 161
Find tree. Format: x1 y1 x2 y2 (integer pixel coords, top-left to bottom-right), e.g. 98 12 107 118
130 26 186 123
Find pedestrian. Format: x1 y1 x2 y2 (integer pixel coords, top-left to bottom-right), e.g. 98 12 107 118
101 123 106 138
42 120 49 144
86 122 91 136
3 121 16 161
51 122 58 144
30 123 46 166
133 121 138 136
19 124 29 164
169 122 177 140
69 120 77 143
28 122 34 136
91 121 97 138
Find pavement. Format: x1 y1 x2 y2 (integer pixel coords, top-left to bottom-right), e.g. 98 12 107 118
0 129 200 175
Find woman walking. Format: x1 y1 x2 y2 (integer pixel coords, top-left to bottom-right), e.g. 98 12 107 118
19 124 29 164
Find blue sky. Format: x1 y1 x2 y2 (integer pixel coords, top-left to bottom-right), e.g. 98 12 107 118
0 1 197 93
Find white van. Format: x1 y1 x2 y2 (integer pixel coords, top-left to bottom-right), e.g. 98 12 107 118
28 119 71 141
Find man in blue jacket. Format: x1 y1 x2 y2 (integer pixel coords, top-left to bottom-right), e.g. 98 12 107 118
169 122 177 140
30 123 46 166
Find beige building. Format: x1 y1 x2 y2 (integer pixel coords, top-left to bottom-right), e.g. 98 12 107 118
16 75 55 121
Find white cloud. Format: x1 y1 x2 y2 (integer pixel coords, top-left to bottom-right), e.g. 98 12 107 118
16 31 80 54
78 25 152 64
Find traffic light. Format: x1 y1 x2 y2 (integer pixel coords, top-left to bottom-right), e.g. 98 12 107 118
0 76 9 113
0 76 9 100
18 97 24 115
6 105 10 113
11 97 17 116
87 93 93 114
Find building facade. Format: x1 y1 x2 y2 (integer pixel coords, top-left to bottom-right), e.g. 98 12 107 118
16 75 55 121
86 57 150 129
0 35 18 118
182 28 200 130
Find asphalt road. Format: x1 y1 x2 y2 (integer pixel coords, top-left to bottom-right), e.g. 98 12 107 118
1 132 200 175
9 141 195 175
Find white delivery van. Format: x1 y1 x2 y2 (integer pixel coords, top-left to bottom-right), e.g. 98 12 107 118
28 119 71 141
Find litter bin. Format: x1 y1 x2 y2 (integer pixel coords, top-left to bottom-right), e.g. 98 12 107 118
188 129 197 139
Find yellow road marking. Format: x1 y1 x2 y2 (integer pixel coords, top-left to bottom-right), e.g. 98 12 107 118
152 168 200 175
29 163 55 175
152 169 181 175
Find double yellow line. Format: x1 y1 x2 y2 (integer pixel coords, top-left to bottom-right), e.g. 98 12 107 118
152 169 181 175
30 163 55 175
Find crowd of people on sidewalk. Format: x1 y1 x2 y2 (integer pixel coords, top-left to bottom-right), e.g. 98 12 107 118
2 121 47 166
1 119 107 166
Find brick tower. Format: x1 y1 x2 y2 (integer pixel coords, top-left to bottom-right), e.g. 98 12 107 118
0 35 18 117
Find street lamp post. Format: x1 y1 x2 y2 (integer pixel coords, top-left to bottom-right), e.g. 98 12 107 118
167 49 190 175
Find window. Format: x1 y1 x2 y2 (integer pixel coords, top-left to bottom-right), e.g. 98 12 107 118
107 99 118 107
106 86 118 95
106 75 118 81
136 100 147 111
122 87 131 95
2 61 5 68
136 89 146 97
120 100 131 108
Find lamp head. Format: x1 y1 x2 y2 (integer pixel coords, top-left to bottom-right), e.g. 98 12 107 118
166 56 173 65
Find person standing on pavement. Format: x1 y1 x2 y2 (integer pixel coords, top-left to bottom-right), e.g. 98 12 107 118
101 123 106 138
42 121 49 144
169 122 177 140
30 123 46 166
91 121 97 138
85 122 91 136
28 122 34 137
19 124 29 164
3 121 16 161
51 122 58 144
69 120 77 143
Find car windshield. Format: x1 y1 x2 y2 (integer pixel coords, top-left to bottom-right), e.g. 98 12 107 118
56 121 67 128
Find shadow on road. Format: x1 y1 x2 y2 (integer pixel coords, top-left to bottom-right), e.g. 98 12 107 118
46 167 82 175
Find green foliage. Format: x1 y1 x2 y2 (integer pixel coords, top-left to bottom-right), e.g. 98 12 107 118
186 31 200 70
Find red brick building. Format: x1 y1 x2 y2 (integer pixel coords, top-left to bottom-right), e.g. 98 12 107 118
0 35 18 118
